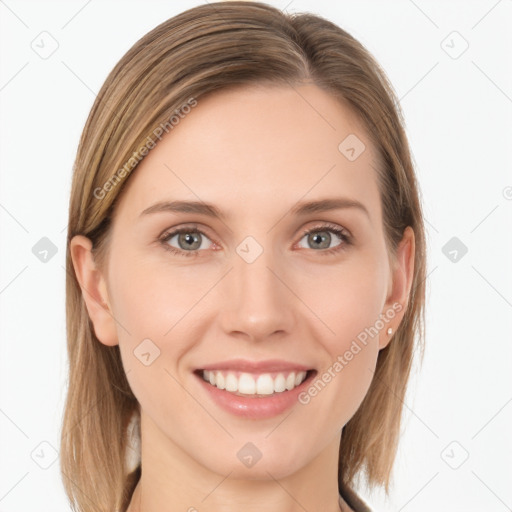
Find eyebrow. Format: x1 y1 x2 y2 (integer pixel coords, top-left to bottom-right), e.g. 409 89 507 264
139 197 370 221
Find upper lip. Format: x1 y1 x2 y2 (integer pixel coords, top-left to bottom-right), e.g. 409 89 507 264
198 359 313 373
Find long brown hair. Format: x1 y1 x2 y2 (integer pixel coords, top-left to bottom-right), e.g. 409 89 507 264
61 2 426 510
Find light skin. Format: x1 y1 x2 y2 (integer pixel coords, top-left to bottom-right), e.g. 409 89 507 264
71 83 415 512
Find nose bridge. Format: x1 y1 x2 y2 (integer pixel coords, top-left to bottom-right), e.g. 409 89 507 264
218 236 294 339
234 241 279 304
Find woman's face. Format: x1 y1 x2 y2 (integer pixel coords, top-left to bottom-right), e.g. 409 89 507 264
73 83 413 480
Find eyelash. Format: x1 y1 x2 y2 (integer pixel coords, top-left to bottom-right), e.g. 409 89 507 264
159 223 352 258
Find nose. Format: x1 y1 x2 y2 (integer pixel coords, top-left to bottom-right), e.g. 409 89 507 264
217 242 296 342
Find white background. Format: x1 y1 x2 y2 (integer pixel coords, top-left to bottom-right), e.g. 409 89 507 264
0 0 511 510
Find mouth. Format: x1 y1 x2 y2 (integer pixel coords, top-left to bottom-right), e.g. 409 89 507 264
194 368 317 398
192 358 318 418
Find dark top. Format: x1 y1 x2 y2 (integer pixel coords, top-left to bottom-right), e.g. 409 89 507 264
340 482 373 512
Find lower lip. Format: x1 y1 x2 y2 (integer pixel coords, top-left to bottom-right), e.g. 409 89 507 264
195 371 316 419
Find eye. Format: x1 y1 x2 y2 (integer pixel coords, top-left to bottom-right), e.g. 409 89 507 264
296 223 352 255
160 227 214 258
159 223 352 258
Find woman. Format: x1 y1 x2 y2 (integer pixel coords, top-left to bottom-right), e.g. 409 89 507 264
61 2 426 511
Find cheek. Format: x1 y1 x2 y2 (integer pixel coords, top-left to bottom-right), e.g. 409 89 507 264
106 247 220 400
108 248 204 344
302 249 388 353
294 251 386 420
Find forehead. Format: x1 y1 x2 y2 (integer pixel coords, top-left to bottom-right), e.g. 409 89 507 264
114 83 382 226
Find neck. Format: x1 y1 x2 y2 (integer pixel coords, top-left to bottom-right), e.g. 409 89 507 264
127 412 345 512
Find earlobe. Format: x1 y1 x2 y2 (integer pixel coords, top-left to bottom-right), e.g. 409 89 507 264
69 235 119 347
379 226 415 350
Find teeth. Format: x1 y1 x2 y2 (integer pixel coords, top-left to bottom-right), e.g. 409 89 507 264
239 373 256 394
274 373 286 392
285 373 295 390
256 374 274 395
216 372 226 390
225 372 237 392
202 370 308 396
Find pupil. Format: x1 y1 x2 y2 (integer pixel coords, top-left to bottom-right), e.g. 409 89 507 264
181 232 199 249
311 232 329 249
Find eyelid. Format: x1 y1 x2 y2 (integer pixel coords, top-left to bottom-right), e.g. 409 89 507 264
298 221 352 240
159 221 352 257
159 223 219 250
160 222 219 242
159 221 351 241
294 222 352 253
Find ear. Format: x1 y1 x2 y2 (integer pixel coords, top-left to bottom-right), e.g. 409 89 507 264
379 226 415 349
69 235 119 346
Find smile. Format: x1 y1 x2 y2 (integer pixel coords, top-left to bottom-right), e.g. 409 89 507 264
200 369 310 396
193 359 317 418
